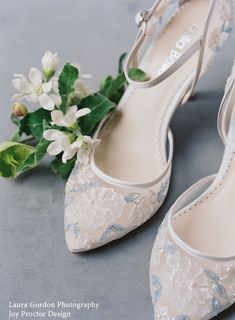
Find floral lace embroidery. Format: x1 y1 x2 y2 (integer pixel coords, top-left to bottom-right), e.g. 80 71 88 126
128 190 159 227
203 0 233 73
221 0 234 27
66 164 95 190
151 225 168 268
154 306 170 320
68 186 125 229
157 180 170 204
148 0 179 39
157 0 179 19
208 0 233 51
208 28 223 52
65 165 98 207
66 164 169 245
150 222 235 319
155 307 191 320
208 0 233 52
65 223 80 238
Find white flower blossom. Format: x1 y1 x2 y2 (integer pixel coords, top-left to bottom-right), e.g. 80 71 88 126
43 129 71 156
77 135 101 165
50 106 91 128
43 129 100 165
69 63 92 100
62 135 100 165
12 68 60 110
42 51 59 77
74 79 91 97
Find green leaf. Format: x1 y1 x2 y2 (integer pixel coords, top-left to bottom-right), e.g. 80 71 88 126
18 138 50 172
19 108 51 140
58 63 79 113
78 93 115 135
50 156 76 179
101 73 126 100
128 68 147 82
0 141 35 178
99 75 113 94
100 73 126 101
99 68 147 104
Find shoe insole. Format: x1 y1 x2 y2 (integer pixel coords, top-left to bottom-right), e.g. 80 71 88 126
95 0 214 183
172 146 235 258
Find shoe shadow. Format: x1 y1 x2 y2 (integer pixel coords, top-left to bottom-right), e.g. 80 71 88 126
217 304 235 319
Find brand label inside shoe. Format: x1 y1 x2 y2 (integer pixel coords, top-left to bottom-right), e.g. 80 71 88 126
157 23 200 76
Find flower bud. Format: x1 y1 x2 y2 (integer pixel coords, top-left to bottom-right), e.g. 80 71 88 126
74 79 91 98
11 103 28 117
42 51 59 79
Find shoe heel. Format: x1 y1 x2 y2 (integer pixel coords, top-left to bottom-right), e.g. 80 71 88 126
180 88 194 106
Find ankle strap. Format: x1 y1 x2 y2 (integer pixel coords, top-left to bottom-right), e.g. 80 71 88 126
217 62 235 146
124 0 216 93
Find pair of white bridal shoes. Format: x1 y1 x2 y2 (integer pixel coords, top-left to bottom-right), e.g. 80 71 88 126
65 0 235 318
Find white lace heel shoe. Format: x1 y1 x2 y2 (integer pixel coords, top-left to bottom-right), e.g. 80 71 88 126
65 0 233 252
150 61 235 320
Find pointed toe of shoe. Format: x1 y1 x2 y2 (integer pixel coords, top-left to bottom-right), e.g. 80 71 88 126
65 195 127 252
64 166 127 251
65 220 129 253
65 164 170 251
65 225 98 253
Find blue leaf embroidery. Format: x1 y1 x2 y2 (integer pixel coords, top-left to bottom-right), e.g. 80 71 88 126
157 180 169 203
65 223 80 238
100 229 111 242
204 269 220 283
213 283 228 300
100 224 126 242
175 316 191 320
151 275 162 302
124 193 140 203
166 240 175 255
212 297 221 315
111 225 126 232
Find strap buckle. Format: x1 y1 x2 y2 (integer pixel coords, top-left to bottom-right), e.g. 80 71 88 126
135 9 151 27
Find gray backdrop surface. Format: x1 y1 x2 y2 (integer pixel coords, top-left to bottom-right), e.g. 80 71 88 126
0 1 235 319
